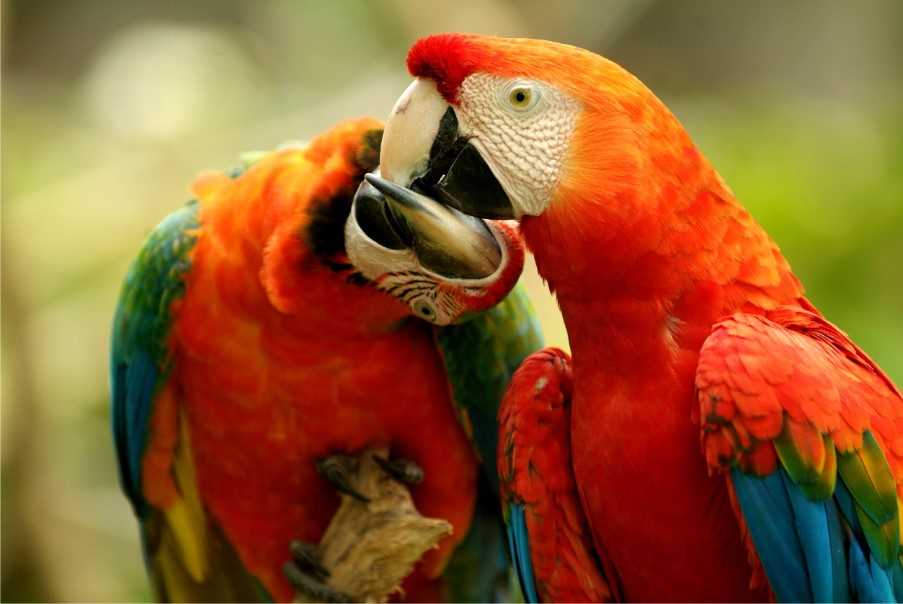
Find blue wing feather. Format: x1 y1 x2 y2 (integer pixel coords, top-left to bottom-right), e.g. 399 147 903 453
825 496 852 601
733 466 901 602
780 471 849 602
731 469 812 602
891 560 903 602
848 534 896 603
506 503 539 604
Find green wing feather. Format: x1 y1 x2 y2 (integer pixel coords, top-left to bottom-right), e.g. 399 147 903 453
435 284 544 601
437 284 544 489
111 201 200 516
837 432 900 567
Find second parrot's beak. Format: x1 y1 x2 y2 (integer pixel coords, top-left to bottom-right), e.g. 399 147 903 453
349 172 501 279
378 78 516 220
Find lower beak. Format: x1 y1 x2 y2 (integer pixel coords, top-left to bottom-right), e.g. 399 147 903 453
353 173 502 279
418 141 515 220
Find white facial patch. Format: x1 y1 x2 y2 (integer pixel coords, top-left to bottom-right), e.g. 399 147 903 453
455 74 581 216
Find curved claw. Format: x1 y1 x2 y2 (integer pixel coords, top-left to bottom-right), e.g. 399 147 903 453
372 454 424 485
316 455 370 503
289 540 329 580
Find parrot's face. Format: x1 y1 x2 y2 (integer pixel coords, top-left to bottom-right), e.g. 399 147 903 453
344 167 524 326
377 75 580 219
369 34 652 227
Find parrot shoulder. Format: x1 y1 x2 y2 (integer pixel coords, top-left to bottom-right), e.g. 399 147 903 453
696 305 903 602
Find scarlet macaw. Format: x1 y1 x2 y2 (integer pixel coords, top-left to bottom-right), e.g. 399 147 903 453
111 117 542 602
364 34 903 602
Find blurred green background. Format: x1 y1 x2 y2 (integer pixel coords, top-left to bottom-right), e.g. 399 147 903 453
3 0 902 601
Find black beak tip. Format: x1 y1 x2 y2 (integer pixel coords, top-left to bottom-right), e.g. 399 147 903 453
363 173 400 199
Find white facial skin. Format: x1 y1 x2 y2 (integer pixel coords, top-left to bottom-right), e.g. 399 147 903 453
454 74 581 217
344 202 512 326
380 75 581 217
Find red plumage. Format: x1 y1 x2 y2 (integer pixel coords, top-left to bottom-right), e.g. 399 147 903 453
407 34 482 103
405 34 903 601
498 349 613 602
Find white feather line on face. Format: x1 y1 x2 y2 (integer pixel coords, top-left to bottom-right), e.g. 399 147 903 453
344 209 510 325
456 73 581 217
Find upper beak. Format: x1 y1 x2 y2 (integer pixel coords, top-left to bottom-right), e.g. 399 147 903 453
352 172 502 279
380 78 516 220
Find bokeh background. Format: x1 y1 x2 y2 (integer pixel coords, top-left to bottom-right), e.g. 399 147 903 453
3 1 902 600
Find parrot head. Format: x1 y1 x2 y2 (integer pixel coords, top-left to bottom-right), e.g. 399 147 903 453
345 166 524 326
368 34 711 290
219 118 525 331
281 120 525 328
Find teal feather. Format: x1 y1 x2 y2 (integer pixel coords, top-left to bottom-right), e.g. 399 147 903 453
732 469 811 602
780 470 850 601
734 458 901 602
848 533 896 603
825 496 851 601
506 503 539 604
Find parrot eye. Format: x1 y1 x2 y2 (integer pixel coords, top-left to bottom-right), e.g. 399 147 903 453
503 81 541 113
412 298 437 320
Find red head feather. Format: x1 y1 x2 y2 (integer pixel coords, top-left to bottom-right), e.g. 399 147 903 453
407 34 487 103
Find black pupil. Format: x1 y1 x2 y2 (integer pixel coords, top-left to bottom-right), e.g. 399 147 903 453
515 91 526 103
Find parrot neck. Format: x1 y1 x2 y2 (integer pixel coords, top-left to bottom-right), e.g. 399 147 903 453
521 152 804 601
521 158 803 377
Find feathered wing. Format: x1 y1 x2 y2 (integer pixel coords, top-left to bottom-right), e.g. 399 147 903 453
435 284 545 601
111 202 262 602
697 306 903 602
497 348 613 603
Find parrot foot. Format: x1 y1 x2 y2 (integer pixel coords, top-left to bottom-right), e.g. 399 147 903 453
284 540 352 603
316 454 371 503
372 454 424 485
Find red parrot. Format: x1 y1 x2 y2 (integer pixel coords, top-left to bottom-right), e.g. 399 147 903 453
110 117 543 601
362 34 903 602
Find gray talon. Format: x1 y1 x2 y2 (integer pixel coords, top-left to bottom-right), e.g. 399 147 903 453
373 455 424 485
283 561 352 603
316 454 371 502
289 540 329 580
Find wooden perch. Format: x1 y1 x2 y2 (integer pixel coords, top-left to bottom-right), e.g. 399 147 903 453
295 447 452 603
